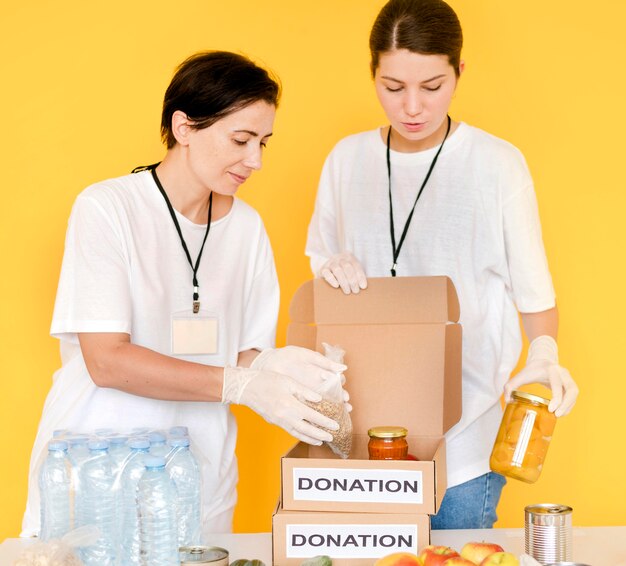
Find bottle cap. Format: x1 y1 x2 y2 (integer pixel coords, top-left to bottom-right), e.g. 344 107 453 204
148 431 166 444
109 435 128 446
512 390 551 407
367 426 408 439
168 436 190 448
144 455 166 469
169 426 189 436
48 440 69 451
95 428 115 436
129 437 150 450
88 438 110 451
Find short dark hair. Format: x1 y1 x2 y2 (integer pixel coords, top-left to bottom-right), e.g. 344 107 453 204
161 51 281 148
370 0 463 78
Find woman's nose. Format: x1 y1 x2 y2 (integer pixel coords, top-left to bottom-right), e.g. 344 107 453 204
243 146 263 170
404 92 423 117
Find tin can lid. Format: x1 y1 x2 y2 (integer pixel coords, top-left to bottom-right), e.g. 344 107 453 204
179 546 229 563
512 390 551 407
368 426 408 439
525 503 573 515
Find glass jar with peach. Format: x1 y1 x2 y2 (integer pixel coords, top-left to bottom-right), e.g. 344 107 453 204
489 391 556 483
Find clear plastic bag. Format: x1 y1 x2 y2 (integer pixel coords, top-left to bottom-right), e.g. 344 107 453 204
13 525 99 566
306 343 352 458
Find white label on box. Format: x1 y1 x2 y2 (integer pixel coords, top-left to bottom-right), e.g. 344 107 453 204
286 523 419 558
292 467 423 504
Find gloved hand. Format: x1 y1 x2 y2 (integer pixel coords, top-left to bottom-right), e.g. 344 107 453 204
222 366 339 445
251 346 350 407
503 335 578 417
320 252 368 295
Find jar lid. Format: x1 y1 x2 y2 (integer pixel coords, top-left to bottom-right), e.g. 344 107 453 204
512 390 551 407
368 426 408 438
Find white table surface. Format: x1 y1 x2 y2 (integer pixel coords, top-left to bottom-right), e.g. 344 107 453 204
2 527 625 565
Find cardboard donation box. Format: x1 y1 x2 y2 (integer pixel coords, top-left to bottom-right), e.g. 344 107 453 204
273 276 463 565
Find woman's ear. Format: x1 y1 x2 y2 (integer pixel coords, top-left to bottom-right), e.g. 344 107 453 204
458 59 466 77
171 110 192 146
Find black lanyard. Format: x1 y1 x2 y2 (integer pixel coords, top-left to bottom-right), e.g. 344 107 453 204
386 115 451 276
149 166 213 314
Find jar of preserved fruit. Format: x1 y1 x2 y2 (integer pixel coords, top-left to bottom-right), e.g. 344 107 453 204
367 426 409 460
490 391 557 483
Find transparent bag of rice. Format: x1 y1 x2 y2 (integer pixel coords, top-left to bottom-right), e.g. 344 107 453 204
305 343 352 458
14 525 100 566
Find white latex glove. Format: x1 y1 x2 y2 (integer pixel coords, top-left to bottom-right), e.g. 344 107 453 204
320 252 368 294
251 346 351 407
222 366 339 445
503 335 578 417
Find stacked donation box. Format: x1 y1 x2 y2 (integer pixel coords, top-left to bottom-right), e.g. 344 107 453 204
273 276 463 565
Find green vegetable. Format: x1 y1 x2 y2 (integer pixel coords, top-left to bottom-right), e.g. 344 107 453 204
300 555 333 566
230 560 266 566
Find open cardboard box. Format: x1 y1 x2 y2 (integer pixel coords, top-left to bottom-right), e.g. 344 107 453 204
279 276 463 515
273 503 430 565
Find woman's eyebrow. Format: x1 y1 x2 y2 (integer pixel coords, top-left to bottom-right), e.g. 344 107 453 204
233 129 273 138
380 73 447 84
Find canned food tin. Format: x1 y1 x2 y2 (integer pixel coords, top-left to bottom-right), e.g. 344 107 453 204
544 563 592 566
525 504 573 564
179 546 229 565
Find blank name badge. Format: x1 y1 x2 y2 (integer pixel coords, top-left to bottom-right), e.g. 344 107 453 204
171 310 218 355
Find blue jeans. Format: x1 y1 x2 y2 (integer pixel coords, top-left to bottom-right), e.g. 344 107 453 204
431 472 506 530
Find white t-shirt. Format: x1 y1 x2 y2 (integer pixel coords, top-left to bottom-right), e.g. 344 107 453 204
22 170 279 536
306 124 555 488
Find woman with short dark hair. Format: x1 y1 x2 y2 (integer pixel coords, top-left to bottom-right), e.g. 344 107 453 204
23 50 344 539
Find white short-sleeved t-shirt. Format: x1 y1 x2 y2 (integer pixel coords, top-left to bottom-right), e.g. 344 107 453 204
306 124 555 488
22 170 279 536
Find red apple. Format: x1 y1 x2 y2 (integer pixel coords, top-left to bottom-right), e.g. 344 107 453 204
442 558 479 566
373 552 421 566
480 552 520 566
418 545 460 566
460 541 505 564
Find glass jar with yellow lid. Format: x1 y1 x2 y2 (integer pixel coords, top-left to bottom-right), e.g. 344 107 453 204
490 390 557 483
367 426 409 460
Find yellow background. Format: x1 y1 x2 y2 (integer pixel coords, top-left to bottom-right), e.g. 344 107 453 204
1 0 625 540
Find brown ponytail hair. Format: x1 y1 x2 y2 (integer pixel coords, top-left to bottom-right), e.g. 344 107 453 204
369 0 463 77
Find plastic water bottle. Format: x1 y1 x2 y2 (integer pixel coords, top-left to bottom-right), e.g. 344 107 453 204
166 436 202 546
118 437 151 566
95 428 115 437
39 440 71 540
130 427 150 436
148 431 169 457
109 435 129 478
78 438 116 566
168 425 189 437
67 435 91 466
138 456 179 566
52 429 70 438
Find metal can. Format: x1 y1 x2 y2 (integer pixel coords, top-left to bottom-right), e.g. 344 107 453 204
179 546 229 565
544 563 592 566
525 504 573 564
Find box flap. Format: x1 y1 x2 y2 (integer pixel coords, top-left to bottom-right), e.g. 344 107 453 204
290 276 460 325
287 276 462 437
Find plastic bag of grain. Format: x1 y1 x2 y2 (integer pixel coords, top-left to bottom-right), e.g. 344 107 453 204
305 343 352 458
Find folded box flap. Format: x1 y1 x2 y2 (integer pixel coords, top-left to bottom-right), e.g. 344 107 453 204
287 276 463 437
289 276 460 325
